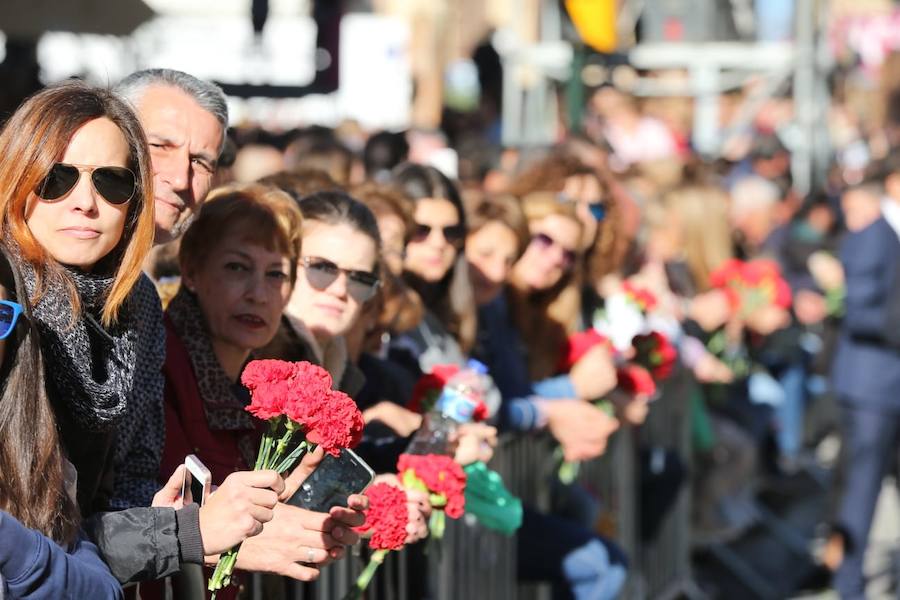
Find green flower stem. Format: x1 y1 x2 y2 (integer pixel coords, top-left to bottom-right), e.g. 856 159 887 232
268 427 296 470
208 545 241 598
342 549 389 600
429 510 446 540
274 440 312 474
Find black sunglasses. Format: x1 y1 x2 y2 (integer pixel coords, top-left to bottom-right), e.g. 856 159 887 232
411 222 465 245
531 232 577 267
36 162 136 206
301 256 381 302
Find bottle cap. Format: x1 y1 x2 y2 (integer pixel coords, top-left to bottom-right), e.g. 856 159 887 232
466 359 488 375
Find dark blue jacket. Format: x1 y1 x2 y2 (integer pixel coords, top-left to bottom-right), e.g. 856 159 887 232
832 217 900 408
0 510 122 599
474 294 576 431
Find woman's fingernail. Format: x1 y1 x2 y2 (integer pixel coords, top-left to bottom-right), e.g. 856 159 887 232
333 526 344 540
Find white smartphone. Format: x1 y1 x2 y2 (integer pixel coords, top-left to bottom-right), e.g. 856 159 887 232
181 454 212 507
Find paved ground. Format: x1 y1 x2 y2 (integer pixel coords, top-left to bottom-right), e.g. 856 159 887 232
693 469 900 599
793 481 900 600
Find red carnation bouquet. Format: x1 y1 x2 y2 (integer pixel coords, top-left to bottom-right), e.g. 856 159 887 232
407 364 461 414
631 331 677 381
557 329 610 373
343 483 409 600
622 281 658 312
616 364 657 398
398 453 466 541
209 360 365 597
708 258 792 316
406 363 490 423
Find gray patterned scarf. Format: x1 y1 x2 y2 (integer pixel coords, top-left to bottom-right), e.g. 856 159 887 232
166 286 256 432
12 250 137 432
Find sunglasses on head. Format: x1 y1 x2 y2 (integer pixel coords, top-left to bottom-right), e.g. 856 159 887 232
0 301 23 340
411 222 465 245
36 162 136 206
301 256 381 303
531 232 577 267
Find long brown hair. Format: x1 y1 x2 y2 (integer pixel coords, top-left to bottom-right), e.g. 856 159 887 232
0 81 156 327
0 82 155 544
392 163 477 352
508 152 624 286
661 184 733 291
508 192 585 380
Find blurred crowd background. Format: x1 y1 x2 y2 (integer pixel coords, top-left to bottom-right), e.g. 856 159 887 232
6 0 900 598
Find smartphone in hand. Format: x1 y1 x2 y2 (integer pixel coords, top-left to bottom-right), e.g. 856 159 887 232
286 448 374 513
182 455 212 506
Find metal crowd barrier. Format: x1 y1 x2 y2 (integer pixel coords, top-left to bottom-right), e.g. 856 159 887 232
636 367 702 600
244 368 697 600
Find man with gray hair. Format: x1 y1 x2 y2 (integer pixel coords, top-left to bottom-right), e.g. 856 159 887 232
110 68 229 511
728 175 782 254
115 68 228 244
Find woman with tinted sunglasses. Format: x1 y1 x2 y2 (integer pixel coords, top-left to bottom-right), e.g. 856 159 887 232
0 81 157 598
507 152 626 321
386 163 476 375
262 190 383 396
260 189 435 548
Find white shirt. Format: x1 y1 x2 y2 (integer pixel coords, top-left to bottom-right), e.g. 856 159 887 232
881 197 900 239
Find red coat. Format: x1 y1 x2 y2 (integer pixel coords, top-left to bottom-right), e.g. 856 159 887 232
159 315 253 486
150 315 257 600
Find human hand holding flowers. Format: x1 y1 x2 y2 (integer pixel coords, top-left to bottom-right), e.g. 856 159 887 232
343 482 411 600
208 360 364 597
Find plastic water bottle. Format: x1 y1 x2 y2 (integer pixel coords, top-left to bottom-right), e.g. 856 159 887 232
406 360 499 455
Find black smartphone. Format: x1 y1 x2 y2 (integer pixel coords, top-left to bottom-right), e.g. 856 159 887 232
286 448 375 513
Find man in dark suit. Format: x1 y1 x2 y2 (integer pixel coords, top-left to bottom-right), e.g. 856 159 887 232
832 177 900 599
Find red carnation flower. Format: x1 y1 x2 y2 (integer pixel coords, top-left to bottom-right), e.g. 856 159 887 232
772 277 793 309
408 364 461 414
632 331 678 381
242 359 299 389
354 483 409 551
709 259 792 316
623 281 658 312
557 329 609 373
709 259 744 289
219 360 362 595
471 400 489 423
302 389 365 456
397 454 467 519
242 360 300 420
617 364 657 398
741 259 780 285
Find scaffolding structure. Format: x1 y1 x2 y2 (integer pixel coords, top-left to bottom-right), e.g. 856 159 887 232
496 0 832 194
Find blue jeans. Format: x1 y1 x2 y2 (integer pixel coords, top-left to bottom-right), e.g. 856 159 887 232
773 363 807 461
518 506 627 600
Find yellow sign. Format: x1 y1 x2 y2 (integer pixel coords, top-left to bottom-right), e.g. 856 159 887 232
565 0 617 53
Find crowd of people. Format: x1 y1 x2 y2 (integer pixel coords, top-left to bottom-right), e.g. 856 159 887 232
0 58 898 600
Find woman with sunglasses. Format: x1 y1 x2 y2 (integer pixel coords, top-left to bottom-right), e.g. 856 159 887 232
464 195 626 600
267 189 438 547
0 83 295 600
0 80 170 598
261 190 383 397
387 163 476 374
508 153 626 326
